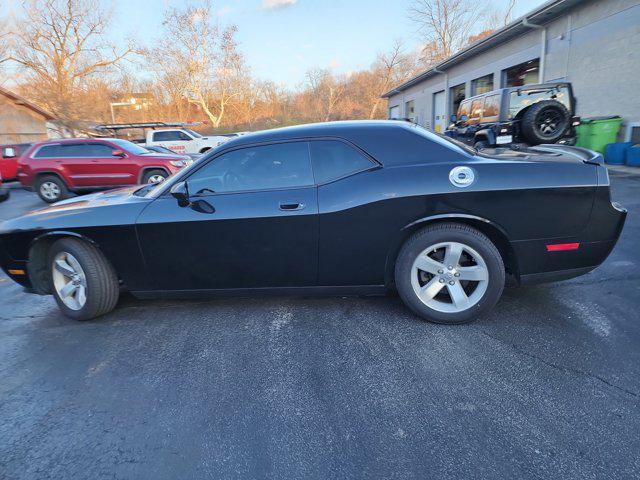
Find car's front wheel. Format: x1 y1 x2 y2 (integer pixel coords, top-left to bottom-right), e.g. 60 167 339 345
142 169 168 184
395 223 505 324
48 238 120 321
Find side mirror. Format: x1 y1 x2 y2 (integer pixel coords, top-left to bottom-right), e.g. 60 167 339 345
460 115 468 122
170 181 191 208
112 149 126 157
450 114 457 123
3 147 16 159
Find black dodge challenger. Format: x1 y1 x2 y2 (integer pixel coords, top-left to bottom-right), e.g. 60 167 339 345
0 121 627 324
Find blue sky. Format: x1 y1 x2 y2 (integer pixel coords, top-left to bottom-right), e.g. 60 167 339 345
109 0 547 87
5 0 547 88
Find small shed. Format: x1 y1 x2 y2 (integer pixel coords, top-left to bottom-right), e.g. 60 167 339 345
0 86 56 144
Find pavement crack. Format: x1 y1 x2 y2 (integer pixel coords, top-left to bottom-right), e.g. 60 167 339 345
481 332 640 400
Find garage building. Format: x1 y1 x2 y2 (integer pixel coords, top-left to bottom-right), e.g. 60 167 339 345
383 0 640 142
0 86 56 144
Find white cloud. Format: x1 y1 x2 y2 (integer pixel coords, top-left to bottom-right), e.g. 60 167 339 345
263 0 298 10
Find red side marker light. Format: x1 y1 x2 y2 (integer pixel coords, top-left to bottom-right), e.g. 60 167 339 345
546 243 580 252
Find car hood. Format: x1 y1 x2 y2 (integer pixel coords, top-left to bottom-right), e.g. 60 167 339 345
0 186 151 234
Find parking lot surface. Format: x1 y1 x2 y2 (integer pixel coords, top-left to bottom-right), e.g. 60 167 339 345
1 172 639 480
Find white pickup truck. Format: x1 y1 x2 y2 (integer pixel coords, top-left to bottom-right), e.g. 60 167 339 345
144 128 234 155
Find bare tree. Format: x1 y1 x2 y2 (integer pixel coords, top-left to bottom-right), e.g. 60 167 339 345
367 40 419 119
0 1 12 67
10 0 134 130
152 1 245 128
485 0 517 29
409 0 483 64
305 69 346 122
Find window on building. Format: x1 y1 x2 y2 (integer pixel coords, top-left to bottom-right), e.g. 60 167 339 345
388 105 400 119
309 140 374 184
450 83 466 118
405 100 415 122
482 94 501 119
503 59 540 87
471 74 494 95
187 142 313 194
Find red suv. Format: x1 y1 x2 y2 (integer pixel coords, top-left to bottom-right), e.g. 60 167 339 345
19 138 191 203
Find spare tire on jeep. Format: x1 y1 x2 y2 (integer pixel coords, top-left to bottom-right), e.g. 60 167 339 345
521 99 570 145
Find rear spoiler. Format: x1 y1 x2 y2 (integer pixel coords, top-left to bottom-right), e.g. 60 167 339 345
525 144 604 166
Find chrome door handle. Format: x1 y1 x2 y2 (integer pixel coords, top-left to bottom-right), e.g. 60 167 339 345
279 202 305 211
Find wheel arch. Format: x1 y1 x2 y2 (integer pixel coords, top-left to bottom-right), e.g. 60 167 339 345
34 170 68 185
27 231 101 294
384 214 517 288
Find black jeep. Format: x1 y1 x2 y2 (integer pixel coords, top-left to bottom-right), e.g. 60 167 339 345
445 82 580 149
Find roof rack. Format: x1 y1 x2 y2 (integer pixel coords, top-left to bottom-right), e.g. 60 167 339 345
94 122 202 131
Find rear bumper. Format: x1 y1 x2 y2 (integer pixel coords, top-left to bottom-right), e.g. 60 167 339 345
513 203 626 285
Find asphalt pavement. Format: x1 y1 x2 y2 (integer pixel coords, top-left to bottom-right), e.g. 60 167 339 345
1 172 639 480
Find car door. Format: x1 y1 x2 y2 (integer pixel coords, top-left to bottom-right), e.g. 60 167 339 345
136 140 319 291
82 142 137 186
151 130 193 155
55 143 99 187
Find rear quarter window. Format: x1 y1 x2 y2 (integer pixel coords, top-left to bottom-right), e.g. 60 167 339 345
33 145 61 158
309 140 374 184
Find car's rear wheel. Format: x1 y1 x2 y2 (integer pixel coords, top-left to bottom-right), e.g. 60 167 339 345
48 238 119 321
521 100 570 144
142 169 168 184
36 175 68 203
395 223 505 324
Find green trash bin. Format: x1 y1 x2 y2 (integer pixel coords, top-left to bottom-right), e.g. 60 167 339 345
575 116 623 153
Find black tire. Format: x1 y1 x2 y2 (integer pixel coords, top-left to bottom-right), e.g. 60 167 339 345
474 140 489 150
47 238 119 321
141 169 168 184
521 100 570 144
35 175 68 203
394 223 505 324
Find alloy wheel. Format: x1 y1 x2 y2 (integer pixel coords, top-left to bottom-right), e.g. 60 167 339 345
40 181 61 200
410 241 489 313
51 252 87 311
147 175 166 184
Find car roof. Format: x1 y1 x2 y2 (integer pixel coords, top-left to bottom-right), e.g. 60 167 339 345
217 120 471 166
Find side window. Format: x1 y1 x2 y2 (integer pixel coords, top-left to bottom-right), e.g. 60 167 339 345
153 131 181 142
58 144 92 157
482 94 500 118
457 100 470 118
187 142 313 195
85 143 116 156
309 140 373 184
34 145 60 158
178 132 193 141
470 98 484 119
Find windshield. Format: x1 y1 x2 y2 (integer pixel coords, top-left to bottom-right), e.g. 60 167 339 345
183 129 203 138
110 138 150 155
